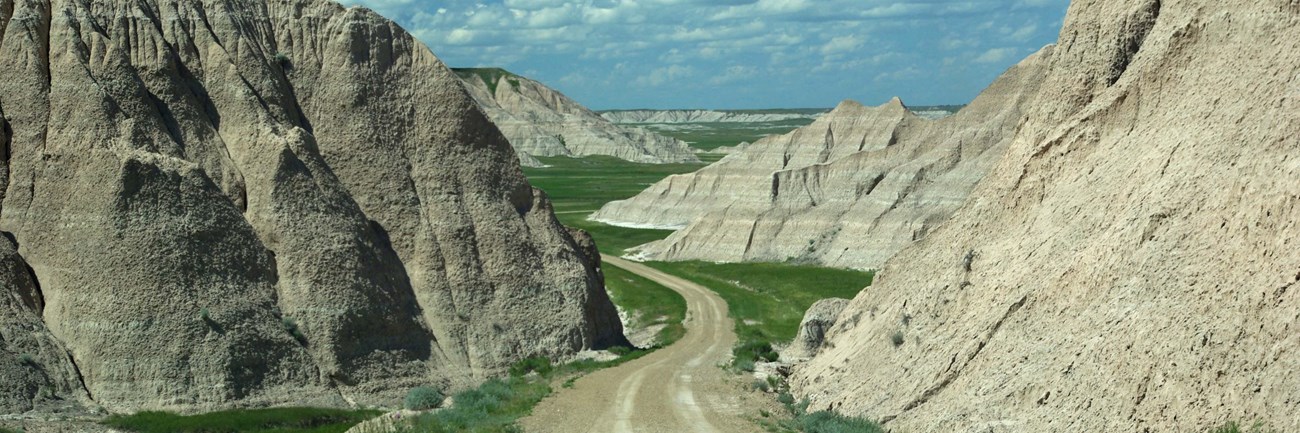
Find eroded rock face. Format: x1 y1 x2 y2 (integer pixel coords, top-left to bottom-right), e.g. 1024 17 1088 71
594 49 1050 270
0 0 621 414
780 298 850 362
456 68 699 164
791 1 1300 432
0 234 93 415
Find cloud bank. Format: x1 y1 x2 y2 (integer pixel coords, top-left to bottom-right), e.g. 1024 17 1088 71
341 0 1070 109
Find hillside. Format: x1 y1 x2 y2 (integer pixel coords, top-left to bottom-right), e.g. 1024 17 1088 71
455 68 699 165
592 50 1048 270
0 0 621 414
791 1 1300 431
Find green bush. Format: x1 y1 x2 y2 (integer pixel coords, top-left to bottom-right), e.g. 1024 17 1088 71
784 410 885 433
890 331 905 347
508 356 553 377
403 387 445 411
733 340 779 370
405 377 549 433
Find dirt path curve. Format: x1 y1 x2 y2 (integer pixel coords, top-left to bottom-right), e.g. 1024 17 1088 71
521 255 755 433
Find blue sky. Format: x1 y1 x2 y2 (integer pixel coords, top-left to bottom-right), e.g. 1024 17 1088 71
340 0 1071 109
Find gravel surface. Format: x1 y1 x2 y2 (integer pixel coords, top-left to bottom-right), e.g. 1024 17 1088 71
522 255 760 433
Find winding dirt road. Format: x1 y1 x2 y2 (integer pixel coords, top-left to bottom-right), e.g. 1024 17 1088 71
521 255 756 433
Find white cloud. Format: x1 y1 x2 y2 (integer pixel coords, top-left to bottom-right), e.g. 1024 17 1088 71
973 47 1019 64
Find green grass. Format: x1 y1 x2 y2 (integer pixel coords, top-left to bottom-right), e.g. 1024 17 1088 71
641 119 814 151
645 261 873 368
523 155 705 215
400 376 549 433
524 155 704 255
604 264 687 347
102 407 382 433
397 351 661 433
451 67 521 94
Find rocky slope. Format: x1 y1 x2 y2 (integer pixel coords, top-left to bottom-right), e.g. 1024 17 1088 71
601 109 823 124
0 0 622 415
456 68 699 164
593 50 1049 269
791 1 1300 432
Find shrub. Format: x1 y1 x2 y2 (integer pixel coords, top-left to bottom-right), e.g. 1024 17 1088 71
750 379 770 392
776 392 796 407
281 317 306 345
17 354 35 366
508 356 553 377
403 387 445 411
785 410 885 433
733 340 779 369
889 331 905 347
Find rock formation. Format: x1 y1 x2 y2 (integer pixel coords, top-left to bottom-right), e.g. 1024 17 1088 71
593 49 1049 269
0 0 622 415
601 109 823 124
780 298 850 362
791 1 1300 432
455 68 699 164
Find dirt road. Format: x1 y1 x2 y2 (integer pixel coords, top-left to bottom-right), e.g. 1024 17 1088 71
521 255 756 433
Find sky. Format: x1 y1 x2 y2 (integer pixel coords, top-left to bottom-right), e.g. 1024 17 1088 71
339 0 1072 110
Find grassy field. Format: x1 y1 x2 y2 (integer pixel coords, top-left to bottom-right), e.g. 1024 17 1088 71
641 119 813 151
524 156 700 255
646 261 874 369
605 264 687 346
523 155 705 215
524 154 875 368
102 407 382 433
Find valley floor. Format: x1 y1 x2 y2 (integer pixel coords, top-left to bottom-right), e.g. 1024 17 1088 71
521 255 762 433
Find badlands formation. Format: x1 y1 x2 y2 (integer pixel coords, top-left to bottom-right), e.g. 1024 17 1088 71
601 109 822 124
594 49 1050 269
792 0 1300 432
456 68 699 166
0 0 622 415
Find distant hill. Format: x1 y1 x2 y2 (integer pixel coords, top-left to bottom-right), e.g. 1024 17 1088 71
454 68 699 166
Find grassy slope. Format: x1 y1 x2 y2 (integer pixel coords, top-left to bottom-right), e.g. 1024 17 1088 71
102 408 382 433
646 261 874 368
642 119 813 151
605 264 688 346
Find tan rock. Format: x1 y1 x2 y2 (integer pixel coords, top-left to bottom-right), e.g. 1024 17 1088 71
595 49 1050 270
0 234 93 415
780 298 850 362
0 0 621 414
792 1 1300 432
456 68 699 164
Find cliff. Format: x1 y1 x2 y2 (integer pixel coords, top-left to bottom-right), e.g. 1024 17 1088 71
0 0 622 414
791 1 1300 431
456 68 699 164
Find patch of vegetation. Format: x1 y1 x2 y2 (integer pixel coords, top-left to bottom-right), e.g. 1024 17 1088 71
102 407 381 433
645 261 873 368
642 119 814 151
508 356 554 377
17 354 35 366
451 67 522 95
400 377 549 433
604 264 687 347
890 331 905 347
523 155 705 217
281 317 306 345
0 427 22 433
404 387 446 411
758 393 883 433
